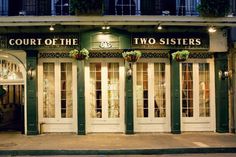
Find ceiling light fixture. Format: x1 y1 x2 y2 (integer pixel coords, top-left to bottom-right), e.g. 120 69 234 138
208 26 216 33
49 25 54 31
102 26 110 30
157 24 162 30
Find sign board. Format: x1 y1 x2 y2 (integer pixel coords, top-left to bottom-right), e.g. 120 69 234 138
0 33 80 50
131 33 209 50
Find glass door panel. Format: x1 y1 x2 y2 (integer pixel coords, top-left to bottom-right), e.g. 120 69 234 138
136 63 148 118
182 63 193 117
181 61 214 131
86 60 124 133
154 63 166 118
39 60 76 133
134 60 170 132
108 63 120 118
43 63 55 118
60 63 72 118
199 63 210 117
89 63 102 118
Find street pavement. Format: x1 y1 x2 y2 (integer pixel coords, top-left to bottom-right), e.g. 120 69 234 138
4 154 236 157
0 132 236 156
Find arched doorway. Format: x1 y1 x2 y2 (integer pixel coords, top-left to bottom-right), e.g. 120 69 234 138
0 52 26 133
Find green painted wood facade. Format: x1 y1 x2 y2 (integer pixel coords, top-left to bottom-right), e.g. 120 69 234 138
214 53 229 133
171 60 181 134
125 62 134 134
26 50 38 135
77 61 86 135
17 30 229 134
80 29 131 134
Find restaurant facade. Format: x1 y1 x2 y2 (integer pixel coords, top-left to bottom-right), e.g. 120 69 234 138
0 20 231 134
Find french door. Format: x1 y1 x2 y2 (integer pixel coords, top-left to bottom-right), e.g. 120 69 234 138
180 60 215 131
85 59 125 133
133 59 171 132
38 59 77 133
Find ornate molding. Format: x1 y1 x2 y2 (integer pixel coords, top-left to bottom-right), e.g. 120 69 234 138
38 52 213 59
189 52 213 58
39 53 70 58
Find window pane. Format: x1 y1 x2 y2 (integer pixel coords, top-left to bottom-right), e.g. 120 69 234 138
136 63 148 118
43 63 55 118
108 63 120 118
182 63 193 117
199 63 210 117
61 63 72 118
90 63 102 118
154 63 166 117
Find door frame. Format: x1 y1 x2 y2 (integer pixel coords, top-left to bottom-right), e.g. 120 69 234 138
38 58 77 133
85 58 125 133
133 58 171 132
180 58 216 131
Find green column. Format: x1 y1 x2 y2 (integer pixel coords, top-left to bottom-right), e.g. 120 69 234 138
215 53 229 133
125 62 134 134
77 61 86 135
26 50 38 135
171 60 181 134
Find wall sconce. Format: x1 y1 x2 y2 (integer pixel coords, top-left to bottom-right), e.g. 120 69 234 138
218 70 232 80
27 66 35 80
208 26 216 33
102 26 110 30
127 63 132 79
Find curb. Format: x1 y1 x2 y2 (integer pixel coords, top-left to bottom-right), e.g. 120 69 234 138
0 147 236 156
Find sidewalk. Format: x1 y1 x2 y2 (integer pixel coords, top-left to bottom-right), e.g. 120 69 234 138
0 132 236 155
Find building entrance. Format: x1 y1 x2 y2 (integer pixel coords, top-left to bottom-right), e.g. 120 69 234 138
85 59 125 133
0 55 25 133
180 60 215 131
133 59 171 132
38 59 77 133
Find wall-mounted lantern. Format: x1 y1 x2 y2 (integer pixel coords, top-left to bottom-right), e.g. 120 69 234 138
218 70 232 80
126 63 132 79
27 66 35 80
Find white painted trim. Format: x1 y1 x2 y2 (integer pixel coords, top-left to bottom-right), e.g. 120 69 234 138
38 58 77 133
180 58 215 131
85 58 125 133
133 58 171 132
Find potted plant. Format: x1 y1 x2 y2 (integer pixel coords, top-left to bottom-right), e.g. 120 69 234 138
197 0 230 17
122 50 142 62
171 50 190 62
69 48 89 60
